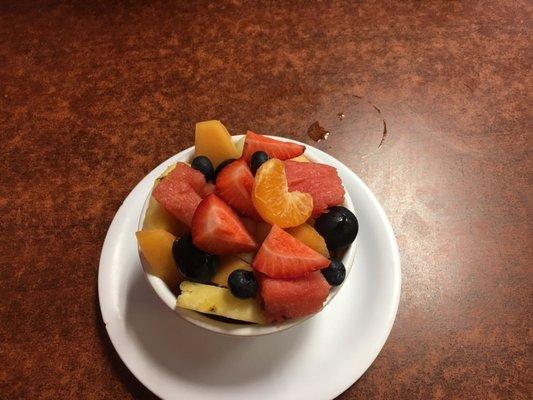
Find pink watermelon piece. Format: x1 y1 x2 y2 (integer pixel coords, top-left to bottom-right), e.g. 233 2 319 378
258 271 331 323
284 160 344 217
152 163 209 227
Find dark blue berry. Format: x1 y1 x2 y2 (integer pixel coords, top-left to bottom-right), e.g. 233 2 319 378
228 269 258 299
172 235 218 283
191 156 215 181
315 206 358 251
250 151 269 175
321 259 346 286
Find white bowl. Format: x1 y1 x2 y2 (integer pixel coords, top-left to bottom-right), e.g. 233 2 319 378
137 135 357 336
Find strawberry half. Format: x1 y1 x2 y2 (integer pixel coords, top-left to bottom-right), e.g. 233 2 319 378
192 194 258 255
242 131 305 161
215 159 261 220
252 225 330 278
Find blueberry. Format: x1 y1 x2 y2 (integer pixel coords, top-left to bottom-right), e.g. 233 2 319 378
250 151 269 174
191 156 215 181
228 269 258 299
321 259 346 286
213 158 236 181
172 235 218 283
314 206 358 251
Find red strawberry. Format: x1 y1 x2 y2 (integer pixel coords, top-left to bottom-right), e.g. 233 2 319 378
215 159 261 220
242 131 305 161
257 271 331 322
252 225 330 278
152 163 209 226
192 194 258 255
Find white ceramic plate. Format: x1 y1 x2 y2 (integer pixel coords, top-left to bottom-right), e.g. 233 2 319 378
98 139 401 400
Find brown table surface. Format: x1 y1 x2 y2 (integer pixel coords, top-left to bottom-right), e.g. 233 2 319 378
1 1 531 399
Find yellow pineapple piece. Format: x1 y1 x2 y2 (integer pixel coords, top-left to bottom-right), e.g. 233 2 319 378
195 120 239 168
234 136 245 157
142 195 186 237
159 163 177 179
289 155 310 162
176 281 265 324
255 221 272 245
235 252 255 264
286 223 330 258
211 256 252 287
136 229 183 287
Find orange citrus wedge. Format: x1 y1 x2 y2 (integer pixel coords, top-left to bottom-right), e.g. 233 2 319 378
252 159 313 228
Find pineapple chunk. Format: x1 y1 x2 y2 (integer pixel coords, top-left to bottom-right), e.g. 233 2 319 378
195 120 240 168
159 163 177 179
234 136 245 157
289 155 310 162
211 256 252 287
136 229 183 287
176 281 265 324
142 195 186 237
286 223 330 258
235 252 255 264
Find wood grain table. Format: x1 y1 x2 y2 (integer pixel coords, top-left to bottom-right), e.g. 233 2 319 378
1 1 531 399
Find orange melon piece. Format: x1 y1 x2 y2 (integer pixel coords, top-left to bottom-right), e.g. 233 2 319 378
194 120 239 168
136 229 183 287
286 223 330 258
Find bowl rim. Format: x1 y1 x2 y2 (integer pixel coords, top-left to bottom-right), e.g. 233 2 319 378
137 135 357 336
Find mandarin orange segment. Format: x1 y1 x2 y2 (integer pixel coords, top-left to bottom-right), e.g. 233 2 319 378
252 159 313 228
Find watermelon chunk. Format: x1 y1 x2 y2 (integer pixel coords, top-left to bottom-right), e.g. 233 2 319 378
252 225 330 278
242 131 305 161
152 163 209 227
258 271 331 322
284 160 345 217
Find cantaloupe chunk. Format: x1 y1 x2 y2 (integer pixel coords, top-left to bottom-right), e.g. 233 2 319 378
136 229 183 287
211 256 253 287
195 120 239 168
176 281 265 324
286 223 330 258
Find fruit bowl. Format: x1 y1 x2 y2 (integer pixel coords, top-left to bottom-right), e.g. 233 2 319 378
138 135 357 336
